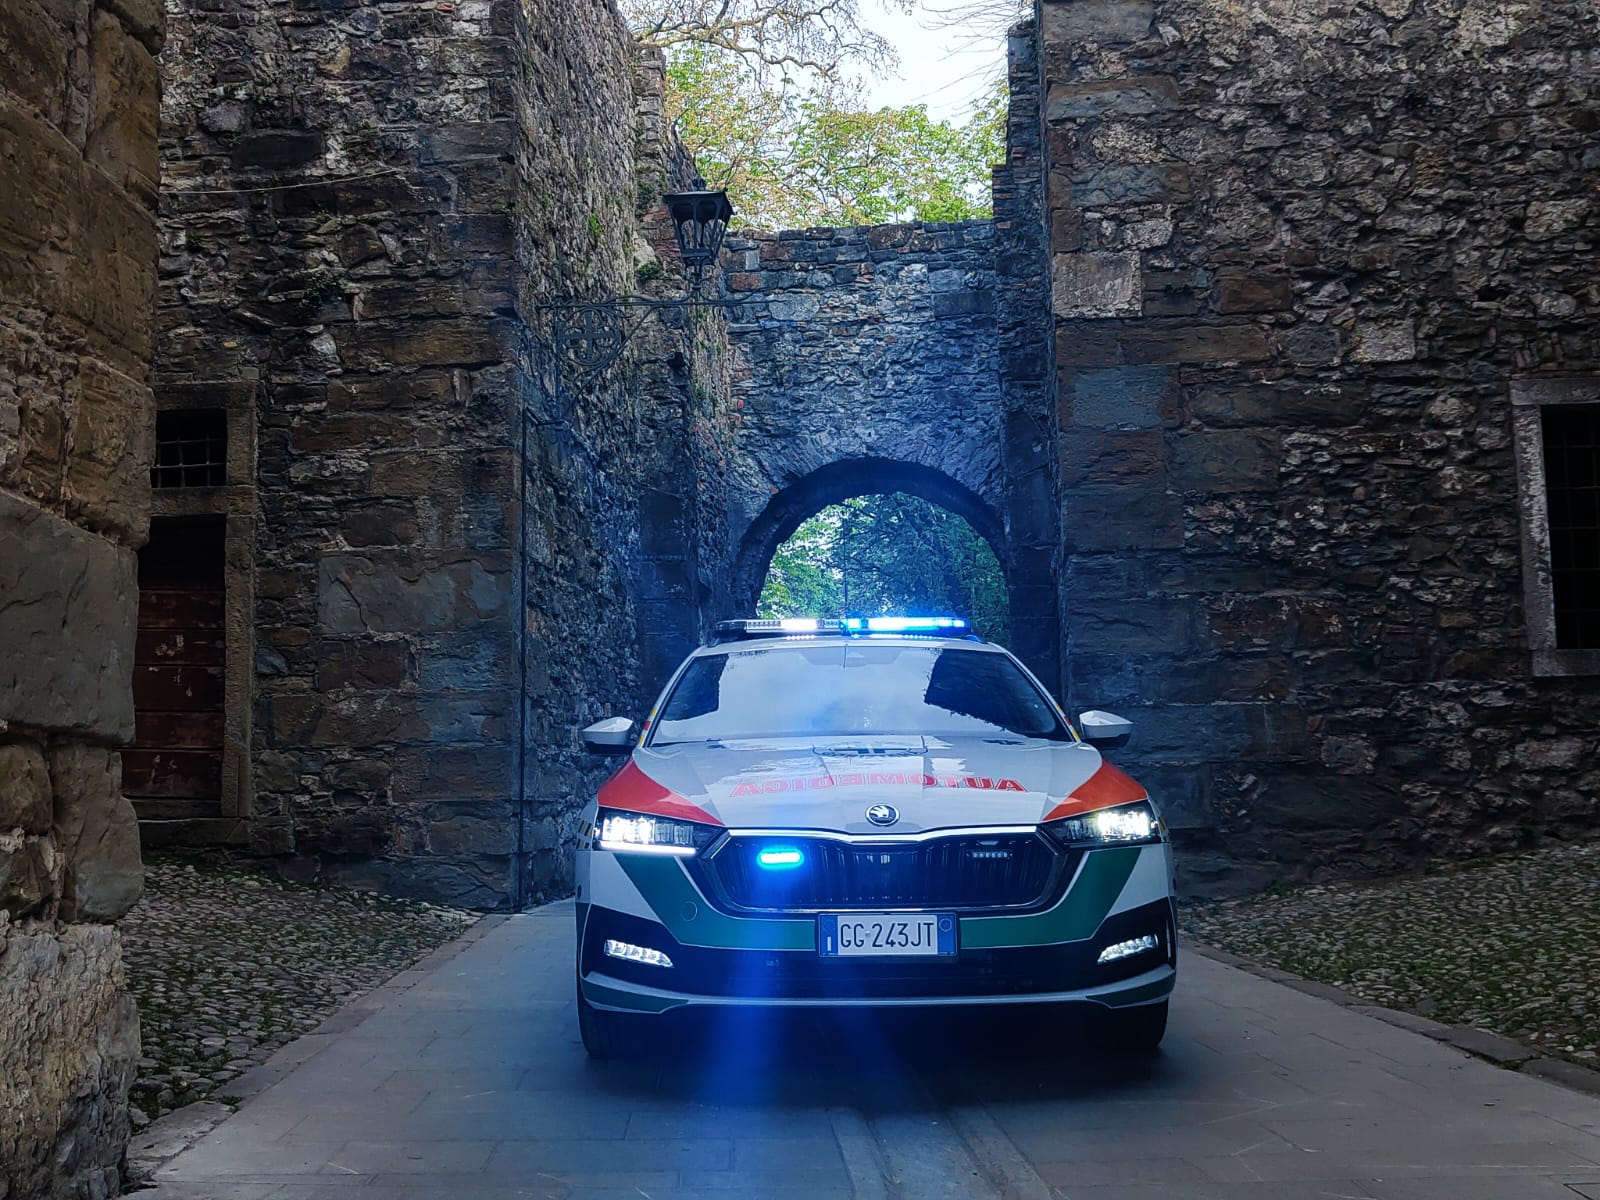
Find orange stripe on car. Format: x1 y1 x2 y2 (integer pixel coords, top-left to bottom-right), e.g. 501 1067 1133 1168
597 760 724 826
1041 761 1148 821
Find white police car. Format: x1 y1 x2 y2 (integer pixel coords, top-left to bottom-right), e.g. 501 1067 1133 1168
573 617 1176 1057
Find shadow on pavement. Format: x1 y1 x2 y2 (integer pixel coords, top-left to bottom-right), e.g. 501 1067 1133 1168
579 1004 1183 1112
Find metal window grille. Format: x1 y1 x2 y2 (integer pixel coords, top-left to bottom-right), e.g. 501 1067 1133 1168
1541 405 1600 650
152 410 227 489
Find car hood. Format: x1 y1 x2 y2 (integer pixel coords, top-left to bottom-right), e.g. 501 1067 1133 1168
602 735 1147 833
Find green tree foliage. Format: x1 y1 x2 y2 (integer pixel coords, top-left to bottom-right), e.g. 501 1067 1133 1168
666 44 1005 228
625 0 901 81
758 494 1010 644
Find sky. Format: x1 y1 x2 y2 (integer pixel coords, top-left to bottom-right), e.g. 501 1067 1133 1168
857 1 1010 120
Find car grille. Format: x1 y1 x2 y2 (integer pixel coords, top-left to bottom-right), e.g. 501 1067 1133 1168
700 832 1063 912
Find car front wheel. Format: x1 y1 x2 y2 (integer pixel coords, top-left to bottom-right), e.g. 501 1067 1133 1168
1103 999 1168 1053
576 980 649 1059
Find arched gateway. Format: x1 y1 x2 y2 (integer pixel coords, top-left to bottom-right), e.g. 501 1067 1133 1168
731 458 1005 617
715 221 1061 690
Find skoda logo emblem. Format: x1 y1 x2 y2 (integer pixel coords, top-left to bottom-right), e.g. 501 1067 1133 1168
866 804 899 827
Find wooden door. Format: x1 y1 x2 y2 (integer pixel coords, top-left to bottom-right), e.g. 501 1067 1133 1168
124 516 226 818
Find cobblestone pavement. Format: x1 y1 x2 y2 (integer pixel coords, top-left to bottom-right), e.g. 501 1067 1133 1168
120 857 476 1123
138 901 1600 1200
1183 843 1600 1069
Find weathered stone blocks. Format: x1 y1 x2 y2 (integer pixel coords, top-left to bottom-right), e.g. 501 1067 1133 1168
1214 272 1292 315
1062 482 1183 552
1061 428 1165 483
51 744 144 923
1051 251 1140 317
317 554 509 635
64 359 155 542
1070 163 1190 207
1040 0 1155 46
1168 430 1281 493
0 742 52 834
87 8 161 193
1187 382 1368 428
0 918 140 1200
1350 321 1417 363
0 102 159 373
0 835 51 917
1045 77 1178 122
1068 365 1171 429
0 493 139 743
0 0 74 128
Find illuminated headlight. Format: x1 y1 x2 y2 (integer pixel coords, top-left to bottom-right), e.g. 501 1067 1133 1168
597 808 716 856
1046 800 1161 846
604 939 673 968
1097 934 1159 964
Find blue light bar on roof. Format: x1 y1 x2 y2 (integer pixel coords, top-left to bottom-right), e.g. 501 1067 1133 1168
843 616 968 633
710 616 970 643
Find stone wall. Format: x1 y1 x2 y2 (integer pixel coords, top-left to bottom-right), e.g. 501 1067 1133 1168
1038 0 1600 891
508 41 733 898
0 0 159 1191
154 0 724 907
992 21 1065 687
157 0 530 907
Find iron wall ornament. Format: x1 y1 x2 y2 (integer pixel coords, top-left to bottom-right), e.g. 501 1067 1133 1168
540 177 735 379
538 295 712 382
552 303 628 375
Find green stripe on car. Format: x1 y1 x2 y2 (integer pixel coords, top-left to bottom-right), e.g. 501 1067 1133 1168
616 855 815 951
959 846 1140 949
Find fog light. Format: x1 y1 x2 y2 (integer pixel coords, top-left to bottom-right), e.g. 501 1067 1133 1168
1097 934 1159 964
604 939 673 968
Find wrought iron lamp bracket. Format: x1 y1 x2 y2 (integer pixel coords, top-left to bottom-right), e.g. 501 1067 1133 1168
537 289 756 379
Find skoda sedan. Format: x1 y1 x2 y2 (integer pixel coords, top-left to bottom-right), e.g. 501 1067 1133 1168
573 617 1176 1057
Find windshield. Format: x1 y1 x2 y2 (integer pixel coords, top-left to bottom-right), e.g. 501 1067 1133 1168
649 644 1070 744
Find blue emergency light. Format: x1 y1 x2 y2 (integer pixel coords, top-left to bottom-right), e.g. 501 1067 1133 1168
711 616 969 643
842 616 968 633
756 846 805 869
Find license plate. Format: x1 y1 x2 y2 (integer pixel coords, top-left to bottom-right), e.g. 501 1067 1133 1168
817 912 957 958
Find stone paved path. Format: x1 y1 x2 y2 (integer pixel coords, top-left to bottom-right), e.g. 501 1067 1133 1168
141 901 1600 1200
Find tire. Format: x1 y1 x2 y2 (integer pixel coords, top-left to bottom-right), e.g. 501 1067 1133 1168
576 981 648 1059
1103 999 1168 1054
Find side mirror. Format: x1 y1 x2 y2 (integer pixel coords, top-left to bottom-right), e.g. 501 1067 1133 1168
1078 709 1133 748
581 716 638 755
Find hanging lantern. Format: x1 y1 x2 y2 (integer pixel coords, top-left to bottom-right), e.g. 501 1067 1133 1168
662 176 733 273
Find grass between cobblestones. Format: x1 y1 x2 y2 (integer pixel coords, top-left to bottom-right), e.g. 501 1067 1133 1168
119 855 477 1123
1181 842 1600 1069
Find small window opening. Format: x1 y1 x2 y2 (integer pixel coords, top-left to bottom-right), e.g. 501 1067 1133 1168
1541 405 1600 649
152 409 227 489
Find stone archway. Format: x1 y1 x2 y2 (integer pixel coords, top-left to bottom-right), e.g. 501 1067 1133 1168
713 220 1062 693
730 457 1007 618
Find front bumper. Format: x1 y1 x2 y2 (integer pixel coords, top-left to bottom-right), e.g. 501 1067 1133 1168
577 843 1176 1015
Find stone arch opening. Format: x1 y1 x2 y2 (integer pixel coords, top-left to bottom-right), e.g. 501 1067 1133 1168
731 458 1008 618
